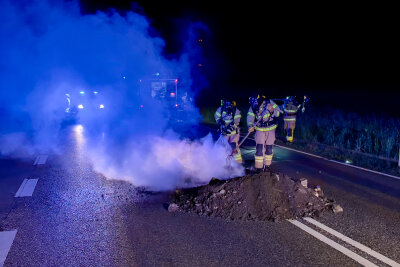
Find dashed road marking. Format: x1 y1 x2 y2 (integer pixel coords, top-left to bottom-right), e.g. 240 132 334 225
303 217 400 267
289 219 379 267
0 230 17 267
33 155 48 166
15 179 38 197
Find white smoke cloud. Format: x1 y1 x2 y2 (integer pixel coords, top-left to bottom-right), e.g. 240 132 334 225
86 133 243 191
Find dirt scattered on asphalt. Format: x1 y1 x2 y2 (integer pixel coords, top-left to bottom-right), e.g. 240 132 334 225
170 171 341 222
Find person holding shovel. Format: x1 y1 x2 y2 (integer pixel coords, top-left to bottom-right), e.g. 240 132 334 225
214 99 242 164
247 95 281 172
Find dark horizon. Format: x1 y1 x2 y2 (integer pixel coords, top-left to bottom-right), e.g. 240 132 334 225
80 1 399 115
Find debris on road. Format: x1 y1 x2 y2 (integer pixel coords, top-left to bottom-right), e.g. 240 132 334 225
171 172 341 222
300 178 308 188
332 204 344 213
168 203 179 212
313 185 324 198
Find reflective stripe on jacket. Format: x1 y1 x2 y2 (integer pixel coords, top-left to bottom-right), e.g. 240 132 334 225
247 101 281 130
215 106 241 135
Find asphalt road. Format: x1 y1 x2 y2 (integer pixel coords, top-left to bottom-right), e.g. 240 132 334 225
0 124 399 266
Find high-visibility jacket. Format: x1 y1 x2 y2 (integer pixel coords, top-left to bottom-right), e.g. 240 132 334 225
214 107 241 135
283 103 301 122
247 101 281 132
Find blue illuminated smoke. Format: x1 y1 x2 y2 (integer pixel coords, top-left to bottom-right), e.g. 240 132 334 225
0 0 194 150
0 0 242 189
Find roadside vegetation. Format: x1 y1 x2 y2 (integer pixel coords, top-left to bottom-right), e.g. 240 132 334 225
280 106 400 175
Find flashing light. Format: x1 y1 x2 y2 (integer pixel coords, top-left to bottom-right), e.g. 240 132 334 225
99 104 104 109
78 104 84 109
198 63 203 67
140 105 144 108
80 91 85 95
198 39 203 42
175 104 178 107
93 91 98 94
170 92 176 97
345 159 353 164
123 76 126 79
175 79 178 83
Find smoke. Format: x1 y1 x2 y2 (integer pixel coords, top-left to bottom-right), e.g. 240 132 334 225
0 0 244 189
86 132 243 190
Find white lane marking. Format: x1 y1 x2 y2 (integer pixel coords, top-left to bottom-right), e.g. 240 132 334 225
38 155 48 165
15 179 38 197
240 134 400 181
304 217 400 267
288 219 379 267
33 155 48 165
326 159 400 181
0 230 17 267
274 144 324 159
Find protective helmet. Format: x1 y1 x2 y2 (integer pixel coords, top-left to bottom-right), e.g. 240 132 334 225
249 94 266 111
286 96 294 102
221 99 236 114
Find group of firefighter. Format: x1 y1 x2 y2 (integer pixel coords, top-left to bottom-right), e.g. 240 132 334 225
215 94 305 173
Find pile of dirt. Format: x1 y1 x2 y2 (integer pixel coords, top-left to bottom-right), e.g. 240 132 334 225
170 172 341 222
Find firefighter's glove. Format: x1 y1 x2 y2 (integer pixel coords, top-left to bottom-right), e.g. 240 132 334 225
227 124 235 134
248 127 255 133
220 125 228 135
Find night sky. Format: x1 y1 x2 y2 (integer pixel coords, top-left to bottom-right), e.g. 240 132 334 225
81 1 399 114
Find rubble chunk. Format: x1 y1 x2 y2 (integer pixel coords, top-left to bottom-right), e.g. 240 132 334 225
300 178 308 188
168 203 179 212
332 204 343 213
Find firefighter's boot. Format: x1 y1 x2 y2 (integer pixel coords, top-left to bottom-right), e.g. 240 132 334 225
285 129 290 142
288 128 294 142
234 150 243 164
264 145 273 167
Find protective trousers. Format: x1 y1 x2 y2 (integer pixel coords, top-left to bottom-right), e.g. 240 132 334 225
254 129 276 168
284 117 296 142
225 133 242 164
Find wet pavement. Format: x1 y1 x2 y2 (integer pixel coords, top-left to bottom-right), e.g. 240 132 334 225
0 124 399 266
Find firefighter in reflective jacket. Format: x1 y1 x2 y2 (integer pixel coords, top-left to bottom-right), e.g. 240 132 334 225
283 96 301 142
247 95 281 171
214 100 242 163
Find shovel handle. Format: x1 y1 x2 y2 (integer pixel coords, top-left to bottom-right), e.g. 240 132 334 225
231 131 252 155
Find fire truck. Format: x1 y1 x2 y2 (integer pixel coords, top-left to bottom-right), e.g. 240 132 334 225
139 73 194 124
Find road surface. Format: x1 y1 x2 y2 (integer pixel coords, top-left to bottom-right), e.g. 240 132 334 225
0 124 399 266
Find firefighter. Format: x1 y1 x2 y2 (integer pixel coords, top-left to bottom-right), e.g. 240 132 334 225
214 100 242 164
247 95 282 172
283 96 302 142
